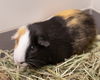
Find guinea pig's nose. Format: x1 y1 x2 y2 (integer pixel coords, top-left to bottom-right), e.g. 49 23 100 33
20 62 25 64
15 61 24 65
18 62 28 67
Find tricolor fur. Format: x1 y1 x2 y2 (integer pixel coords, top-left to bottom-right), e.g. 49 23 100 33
12 9 96 68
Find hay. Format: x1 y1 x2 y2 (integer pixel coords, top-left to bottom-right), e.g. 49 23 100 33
0 35 100 80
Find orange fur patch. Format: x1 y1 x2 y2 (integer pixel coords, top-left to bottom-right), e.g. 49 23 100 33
12 26 27 48
55 9 81 19
67 18 79 27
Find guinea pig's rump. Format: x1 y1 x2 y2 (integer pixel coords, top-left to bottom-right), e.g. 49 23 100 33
66 12 96 54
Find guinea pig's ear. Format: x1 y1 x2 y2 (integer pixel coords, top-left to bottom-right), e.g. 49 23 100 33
38 36 50 47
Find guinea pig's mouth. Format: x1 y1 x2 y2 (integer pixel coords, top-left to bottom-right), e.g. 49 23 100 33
25 59 47 68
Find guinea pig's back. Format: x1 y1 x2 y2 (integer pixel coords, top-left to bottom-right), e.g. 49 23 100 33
41 10 96 60
65 11 96 54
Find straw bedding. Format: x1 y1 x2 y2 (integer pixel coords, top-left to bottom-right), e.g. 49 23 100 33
0 35 100 80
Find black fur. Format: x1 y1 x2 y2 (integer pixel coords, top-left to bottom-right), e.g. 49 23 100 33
25 17 73 68
25 13 96 68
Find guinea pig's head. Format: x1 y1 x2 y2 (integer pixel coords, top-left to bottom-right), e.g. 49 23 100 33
12 24 50 67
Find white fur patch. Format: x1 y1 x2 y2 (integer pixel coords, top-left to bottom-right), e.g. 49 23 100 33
13 27 30 65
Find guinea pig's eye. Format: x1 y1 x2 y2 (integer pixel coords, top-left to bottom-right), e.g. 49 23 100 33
30 46 37 53
30 46 35 50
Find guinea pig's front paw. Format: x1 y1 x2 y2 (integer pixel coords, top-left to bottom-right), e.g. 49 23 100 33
16 63 29 72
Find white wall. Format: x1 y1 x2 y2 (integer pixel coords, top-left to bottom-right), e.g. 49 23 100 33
90 0 100 12
0 0 91 33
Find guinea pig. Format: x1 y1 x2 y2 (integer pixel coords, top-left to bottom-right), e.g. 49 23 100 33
12 9 96 68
